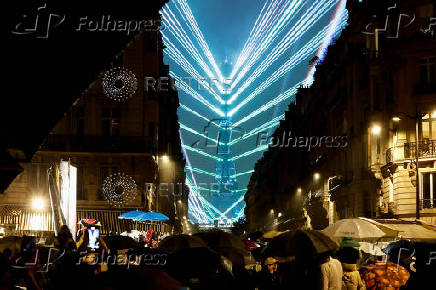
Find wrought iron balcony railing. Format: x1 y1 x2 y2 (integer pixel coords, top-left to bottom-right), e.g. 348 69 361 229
421 199 436 209
404 140 436 159
385 140 436 163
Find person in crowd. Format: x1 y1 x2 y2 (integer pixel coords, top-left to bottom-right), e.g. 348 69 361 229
55 225 76 254
319 251 343 290
257 256 280 289
337 237 365 290
49 225 78 290
0 253 13 290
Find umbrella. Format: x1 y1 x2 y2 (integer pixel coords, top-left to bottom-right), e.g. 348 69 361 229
103 235 138 252
361 261 410 289
159 234 221 284
322 218 386 239
159 234 206 253
134 211 170 222
263 229 338 257
382 239 414 257
243 239 260 251
263 230 285 239
359 242 385 256
118 210 146 220
194 230 249 265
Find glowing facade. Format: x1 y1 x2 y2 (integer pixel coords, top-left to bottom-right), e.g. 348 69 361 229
161 0 348 224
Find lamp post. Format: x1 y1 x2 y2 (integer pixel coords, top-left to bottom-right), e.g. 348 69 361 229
393 107 425 220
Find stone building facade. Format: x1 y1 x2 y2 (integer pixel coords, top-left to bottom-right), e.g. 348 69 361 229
244 0 436 231
0 28 187 234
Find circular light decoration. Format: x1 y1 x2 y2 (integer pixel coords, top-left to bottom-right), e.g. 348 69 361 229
102 67 137 102
102 172 138 207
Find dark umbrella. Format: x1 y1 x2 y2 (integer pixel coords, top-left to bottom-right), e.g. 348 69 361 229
195 230 249 265
263 229 338 258
103 235 138 252
243 239 260 251
247 230 264 241
159 234 206 253
159 234 220 285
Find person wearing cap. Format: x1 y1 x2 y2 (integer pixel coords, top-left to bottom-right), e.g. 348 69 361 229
338 237 365 290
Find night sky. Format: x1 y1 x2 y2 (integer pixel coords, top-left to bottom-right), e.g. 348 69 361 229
161 0 348 223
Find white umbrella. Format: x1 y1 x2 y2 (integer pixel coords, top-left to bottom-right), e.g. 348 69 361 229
322 218 386 239
359 242 386 256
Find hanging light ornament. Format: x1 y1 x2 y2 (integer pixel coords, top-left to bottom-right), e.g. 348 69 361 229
102 67 137 102
102 172 138 207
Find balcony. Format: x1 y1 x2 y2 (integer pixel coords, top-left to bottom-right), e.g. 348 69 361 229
385 140 436 163
404 140 436 159
39 134 155 153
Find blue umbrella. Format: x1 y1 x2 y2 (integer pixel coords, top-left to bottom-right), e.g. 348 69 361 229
134 211 169 221
118 210 146 220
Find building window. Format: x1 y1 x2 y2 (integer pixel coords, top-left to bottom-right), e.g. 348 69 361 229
102 107 121 137
420 57 436 85
422 172 436 208
421 112 436 141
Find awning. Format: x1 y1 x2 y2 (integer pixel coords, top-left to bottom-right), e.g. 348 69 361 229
373 219 436 241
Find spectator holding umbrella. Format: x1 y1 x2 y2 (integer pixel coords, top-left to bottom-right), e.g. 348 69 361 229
337 237 365 290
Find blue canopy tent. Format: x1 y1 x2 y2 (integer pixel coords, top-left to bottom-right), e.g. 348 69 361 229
118 210 147 220
134 212 169 222
118 210 169 231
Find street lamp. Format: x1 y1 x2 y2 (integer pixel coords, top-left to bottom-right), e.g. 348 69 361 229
32 198 44 211
371 124 381 135
162 155 169 162
314 172 320 181
297 188 302 194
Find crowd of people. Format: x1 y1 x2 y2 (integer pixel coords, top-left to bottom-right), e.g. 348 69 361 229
0 224 435 289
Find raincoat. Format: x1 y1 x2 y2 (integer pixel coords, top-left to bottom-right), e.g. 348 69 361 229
342 263 365 290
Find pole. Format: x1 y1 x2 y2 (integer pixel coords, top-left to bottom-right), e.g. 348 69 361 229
415 108 420 220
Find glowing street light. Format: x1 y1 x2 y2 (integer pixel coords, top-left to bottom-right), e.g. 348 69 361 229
162 155 169 162
297 188 302 194
371 125 381 135
392 116 400 122
314 172 320 181
32 198 44 210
